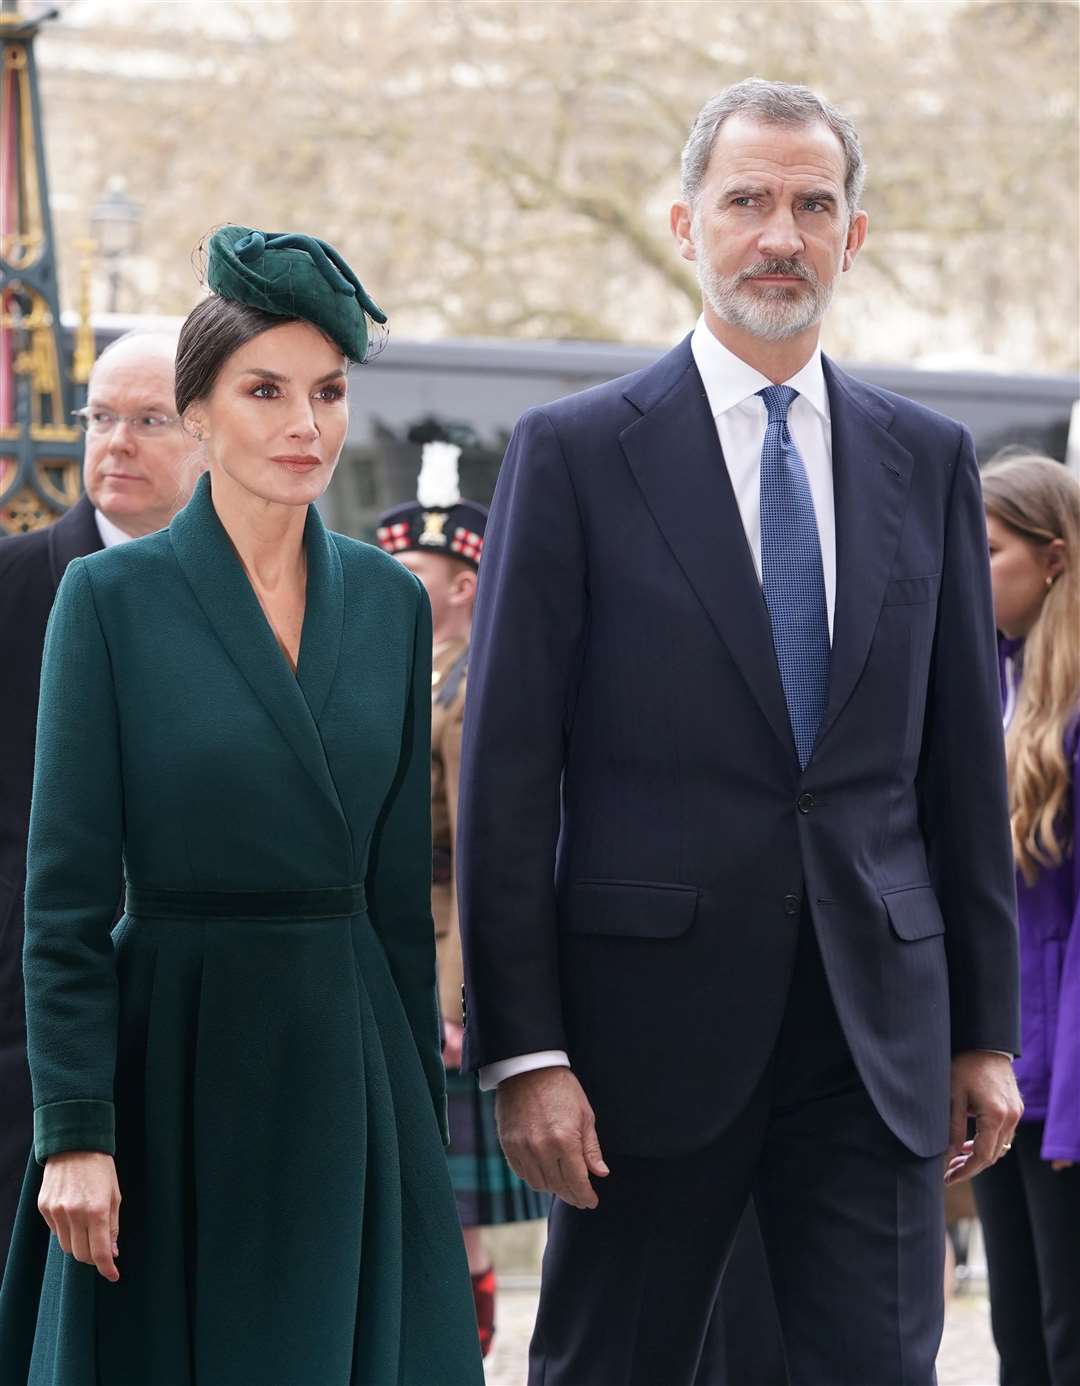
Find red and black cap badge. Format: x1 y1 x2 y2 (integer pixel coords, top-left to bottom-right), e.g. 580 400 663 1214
376 442 487 569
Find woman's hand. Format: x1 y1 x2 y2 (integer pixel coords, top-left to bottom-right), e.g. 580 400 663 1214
442 1018 464 1070
38 1150 121 1282
1051 1159 1075 1171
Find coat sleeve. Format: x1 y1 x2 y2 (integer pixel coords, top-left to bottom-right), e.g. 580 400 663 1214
916 428 1021 1056
1042 729 1080 1163
457 407 588 1071
365 581 447 1142
23 558 124 1164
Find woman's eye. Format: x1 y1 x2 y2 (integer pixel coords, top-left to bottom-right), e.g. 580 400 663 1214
251 383 280 399
316 385 345 402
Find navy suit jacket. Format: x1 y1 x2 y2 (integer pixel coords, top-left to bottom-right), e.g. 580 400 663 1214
457 336 1020 1159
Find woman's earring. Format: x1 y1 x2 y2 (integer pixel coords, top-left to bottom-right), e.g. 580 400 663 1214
1046 575 1055 589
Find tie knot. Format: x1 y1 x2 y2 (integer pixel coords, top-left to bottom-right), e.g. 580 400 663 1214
757 384 798 425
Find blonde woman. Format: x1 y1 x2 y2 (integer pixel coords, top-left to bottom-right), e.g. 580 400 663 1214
976 454 1080 1386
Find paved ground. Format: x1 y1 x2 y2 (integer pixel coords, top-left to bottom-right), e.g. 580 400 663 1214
480 1224 999 1386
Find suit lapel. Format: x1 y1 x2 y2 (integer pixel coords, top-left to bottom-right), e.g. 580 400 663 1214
48 494 103 587
816 358 914 749
620 340 796 763
169 474 343 811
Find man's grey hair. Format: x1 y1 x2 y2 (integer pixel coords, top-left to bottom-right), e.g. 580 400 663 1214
681 78 866 217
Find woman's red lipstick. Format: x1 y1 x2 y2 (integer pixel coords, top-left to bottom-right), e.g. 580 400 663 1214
271 454 320 471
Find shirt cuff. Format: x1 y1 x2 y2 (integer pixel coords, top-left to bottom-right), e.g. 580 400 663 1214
479 1050 571 1091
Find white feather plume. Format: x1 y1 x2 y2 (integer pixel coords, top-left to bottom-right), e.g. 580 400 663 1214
417 442 462 508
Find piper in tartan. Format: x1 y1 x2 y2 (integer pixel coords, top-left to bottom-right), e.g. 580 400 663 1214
377 441 548 1360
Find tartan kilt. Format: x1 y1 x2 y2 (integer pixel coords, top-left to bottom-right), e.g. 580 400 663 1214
445 1067 551 1228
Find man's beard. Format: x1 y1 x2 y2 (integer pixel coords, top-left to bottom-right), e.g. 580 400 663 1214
695 248 836 342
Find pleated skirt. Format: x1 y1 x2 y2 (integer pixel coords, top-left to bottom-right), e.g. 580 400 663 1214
0 911 485 1386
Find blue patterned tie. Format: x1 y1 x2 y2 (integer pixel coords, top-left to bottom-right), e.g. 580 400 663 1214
757 385 831 770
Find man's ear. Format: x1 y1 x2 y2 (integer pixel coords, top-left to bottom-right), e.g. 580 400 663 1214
451 568 478 607
670 201 697 264
842 209 869 273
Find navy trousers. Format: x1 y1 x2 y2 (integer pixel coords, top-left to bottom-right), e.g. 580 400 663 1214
528 916 945 1386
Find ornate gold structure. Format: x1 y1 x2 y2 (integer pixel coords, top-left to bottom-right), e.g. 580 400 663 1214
1 2 90 534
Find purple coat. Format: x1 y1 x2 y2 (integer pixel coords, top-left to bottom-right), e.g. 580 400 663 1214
1001 637 1080 1161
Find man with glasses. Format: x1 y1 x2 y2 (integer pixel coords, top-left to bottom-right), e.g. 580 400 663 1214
0 330 202 1271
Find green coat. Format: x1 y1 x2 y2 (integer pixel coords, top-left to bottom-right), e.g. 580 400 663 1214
0 475 484 1386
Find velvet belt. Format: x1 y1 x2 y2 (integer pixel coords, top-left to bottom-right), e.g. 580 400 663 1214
124 882 368 920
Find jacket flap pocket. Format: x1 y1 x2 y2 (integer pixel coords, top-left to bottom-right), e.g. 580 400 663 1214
883 573 940 606
563 880 699 939
883 885 945 941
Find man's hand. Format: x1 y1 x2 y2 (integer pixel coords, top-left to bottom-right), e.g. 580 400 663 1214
495 1067 609 1209
442 1018 464 1070
945 1050 1023 1185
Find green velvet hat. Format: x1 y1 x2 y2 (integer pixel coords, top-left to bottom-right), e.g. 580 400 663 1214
206 225 387 362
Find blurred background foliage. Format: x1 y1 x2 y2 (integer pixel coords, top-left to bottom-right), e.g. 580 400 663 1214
39 0 1079 369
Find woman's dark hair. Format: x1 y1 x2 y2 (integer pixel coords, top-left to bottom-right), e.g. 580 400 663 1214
175 297 300 416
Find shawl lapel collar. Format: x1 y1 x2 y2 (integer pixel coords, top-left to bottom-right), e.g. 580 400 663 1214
816 358 914 750
620 339 796 763
169 474 343 810
296 509 344 724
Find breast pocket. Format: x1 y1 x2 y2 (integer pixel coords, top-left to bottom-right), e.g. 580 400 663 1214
882 574 941 606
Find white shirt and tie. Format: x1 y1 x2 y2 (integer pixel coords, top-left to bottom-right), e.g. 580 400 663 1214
479 317 839 1091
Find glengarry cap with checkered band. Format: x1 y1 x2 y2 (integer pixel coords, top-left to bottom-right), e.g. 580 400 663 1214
376 442 487 569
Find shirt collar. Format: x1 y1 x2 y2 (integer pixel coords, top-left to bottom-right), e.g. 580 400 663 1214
690 314 830 422
94 508 136 549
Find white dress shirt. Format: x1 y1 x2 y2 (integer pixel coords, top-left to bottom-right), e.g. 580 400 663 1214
479 318 838 1090
94 509 136 549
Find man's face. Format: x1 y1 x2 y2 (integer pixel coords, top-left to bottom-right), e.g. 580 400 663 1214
671 114 868 342
396 550 475 634
83 341 201 537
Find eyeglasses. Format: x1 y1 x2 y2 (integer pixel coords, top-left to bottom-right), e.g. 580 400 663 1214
73 407 180 437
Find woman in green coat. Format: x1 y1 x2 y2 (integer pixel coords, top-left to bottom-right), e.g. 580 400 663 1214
0 228 485 1386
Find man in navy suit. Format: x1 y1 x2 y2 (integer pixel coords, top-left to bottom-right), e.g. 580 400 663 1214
457 79 1023 1383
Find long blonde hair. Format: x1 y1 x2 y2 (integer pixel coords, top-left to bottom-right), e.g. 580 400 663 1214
981 454 1080 884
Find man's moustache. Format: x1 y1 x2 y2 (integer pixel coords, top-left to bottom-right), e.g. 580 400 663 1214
736 260 816 285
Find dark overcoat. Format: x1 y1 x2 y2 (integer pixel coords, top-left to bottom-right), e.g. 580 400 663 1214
0 497 102 1271
458 336 1020 1160
0 475 483 1386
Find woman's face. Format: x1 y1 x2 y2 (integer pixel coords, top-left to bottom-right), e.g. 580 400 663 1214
985 511 1063 638
190 321 349 507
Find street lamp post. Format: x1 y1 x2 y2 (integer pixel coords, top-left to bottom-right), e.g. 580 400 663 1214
90 176 141 313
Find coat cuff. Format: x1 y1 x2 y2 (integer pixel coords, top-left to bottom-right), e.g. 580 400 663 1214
34 1099 115 1165
1041 1143 1080 1164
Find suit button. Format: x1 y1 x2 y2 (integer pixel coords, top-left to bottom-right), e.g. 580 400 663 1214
784 894 800 916
797 793 816 814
